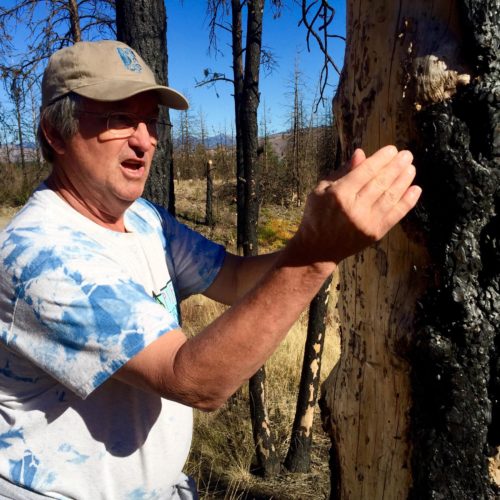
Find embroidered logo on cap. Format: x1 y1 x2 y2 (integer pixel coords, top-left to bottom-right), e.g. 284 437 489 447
116 47 143 73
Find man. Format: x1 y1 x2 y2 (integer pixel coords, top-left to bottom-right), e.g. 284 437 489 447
0 40 421 499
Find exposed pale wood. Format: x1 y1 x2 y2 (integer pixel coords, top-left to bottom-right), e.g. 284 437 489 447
323 228 430 498
322 0 467 497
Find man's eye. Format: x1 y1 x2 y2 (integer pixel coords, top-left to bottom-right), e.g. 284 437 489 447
109 114 136 129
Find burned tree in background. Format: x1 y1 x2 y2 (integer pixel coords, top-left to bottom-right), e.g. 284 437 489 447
203 0 281 477
116 0 176 213
321 0 499 498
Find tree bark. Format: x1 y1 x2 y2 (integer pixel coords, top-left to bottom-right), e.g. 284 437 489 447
231 0 245 256
240 0 262 257
285 275 333 473
67 0 81 42
116 0 175 213
285 118 339 473
321 0 499 498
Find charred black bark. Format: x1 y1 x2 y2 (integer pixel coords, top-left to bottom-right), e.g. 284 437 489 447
285 275 333 472
238 0 280 477
409 2 499 497
231 0 245 255
286 129 338 473
240 0 263 257
249 365 280 477
116 0 175 213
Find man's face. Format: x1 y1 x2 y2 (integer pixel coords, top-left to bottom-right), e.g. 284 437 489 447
54 92 159 220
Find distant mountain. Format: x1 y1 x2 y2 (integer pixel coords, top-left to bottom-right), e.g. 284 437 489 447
0 145 38 162
173 133 235 149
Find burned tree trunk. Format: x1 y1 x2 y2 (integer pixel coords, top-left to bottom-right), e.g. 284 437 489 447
231 0 245 255
205 160 214 227
116 0 176 213
242 0 280 477
285 119 339 473
321 0 499 498
285 275 333 472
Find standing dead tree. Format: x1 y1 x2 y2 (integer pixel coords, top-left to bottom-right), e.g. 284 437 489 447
200 0 281 477
282 0 343 474
116 0 176 212
320 1 500 498
0 1 115 82
0 0 114 179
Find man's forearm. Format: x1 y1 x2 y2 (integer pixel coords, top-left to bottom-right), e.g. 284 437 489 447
204 251 282 305
172 247 335 410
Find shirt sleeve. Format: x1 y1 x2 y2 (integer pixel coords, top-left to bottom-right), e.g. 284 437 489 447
1 228 180 399
146 203 226 299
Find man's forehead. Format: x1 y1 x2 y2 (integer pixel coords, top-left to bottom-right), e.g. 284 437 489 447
80 92 160 113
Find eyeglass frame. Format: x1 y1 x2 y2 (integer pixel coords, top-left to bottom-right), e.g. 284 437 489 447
76 109 172 139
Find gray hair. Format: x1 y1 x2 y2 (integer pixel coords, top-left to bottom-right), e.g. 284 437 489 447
37 93 82 163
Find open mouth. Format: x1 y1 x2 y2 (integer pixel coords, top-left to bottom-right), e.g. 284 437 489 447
121 160 144 170
120 159 146 178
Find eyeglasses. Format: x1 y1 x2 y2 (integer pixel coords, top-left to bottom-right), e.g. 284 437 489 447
77 110 171 139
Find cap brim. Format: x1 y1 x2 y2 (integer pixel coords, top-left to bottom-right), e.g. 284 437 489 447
72 80 189 110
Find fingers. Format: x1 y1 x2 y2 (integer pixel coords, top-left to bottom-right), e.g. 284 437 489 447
356 149 414 205
342 145 400 191
380 185 422 233
348 148 366 170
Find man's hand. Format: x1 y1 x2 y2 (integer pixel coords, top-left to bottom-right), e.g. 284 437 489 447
290 145 422 268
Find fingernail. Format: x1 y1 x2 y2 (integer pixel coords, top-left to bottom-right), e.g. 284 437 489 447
400 150 413 162
410 186 422 199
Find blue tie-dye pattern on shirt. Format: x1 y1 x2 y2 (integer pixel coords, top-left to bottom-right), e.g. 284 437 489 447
9 451 39 488
126 487 165 500
58 443 89 465
0 429 24 449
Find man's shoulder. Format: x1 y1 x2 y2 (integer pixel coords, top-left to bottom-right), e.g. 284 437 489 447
127 198 174 232
0 188 108 278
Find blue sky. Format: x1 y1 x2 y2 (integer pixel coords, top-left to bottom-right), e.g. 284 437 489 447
167 1 346 133
0 1 346 137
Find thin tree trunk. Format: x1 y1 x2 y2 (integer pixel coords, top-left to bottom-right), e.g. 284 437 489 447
286 119 340 473
205 160 214 227
67 0 81 42
238 0 280 477
285 275 333 472
240 0 262 257
116 0 175 213
231 0 245 256
321 1 500 498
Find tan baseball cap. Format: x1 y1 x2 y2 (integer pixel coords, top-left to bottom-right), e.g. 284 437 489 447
41 40 189 110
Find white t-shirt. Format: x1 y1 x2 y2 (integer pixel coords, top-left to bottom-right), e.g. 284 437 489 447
0 185 226 499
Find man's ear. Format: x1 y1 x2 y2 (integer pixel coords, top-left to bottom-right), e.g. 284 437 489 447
40 118 66 155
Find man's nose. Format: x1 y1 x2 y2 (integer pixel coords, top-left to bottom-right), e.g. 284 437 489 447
128 121 157 151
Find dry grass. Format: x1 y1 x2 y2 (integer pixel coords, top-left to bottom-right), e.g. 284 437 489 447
0 162 49 207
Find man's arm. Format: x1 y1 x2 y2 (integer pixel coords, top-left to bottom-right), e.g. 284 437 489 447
114 146 422 411
203 252 281 305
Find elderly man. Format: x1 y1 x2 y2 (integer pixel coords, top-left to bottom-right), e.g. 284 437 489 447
0 40 421 498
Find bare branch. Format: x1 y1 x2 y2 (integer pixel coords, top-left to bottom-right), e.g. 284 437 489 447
195 68 234 90
299 0 345 107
